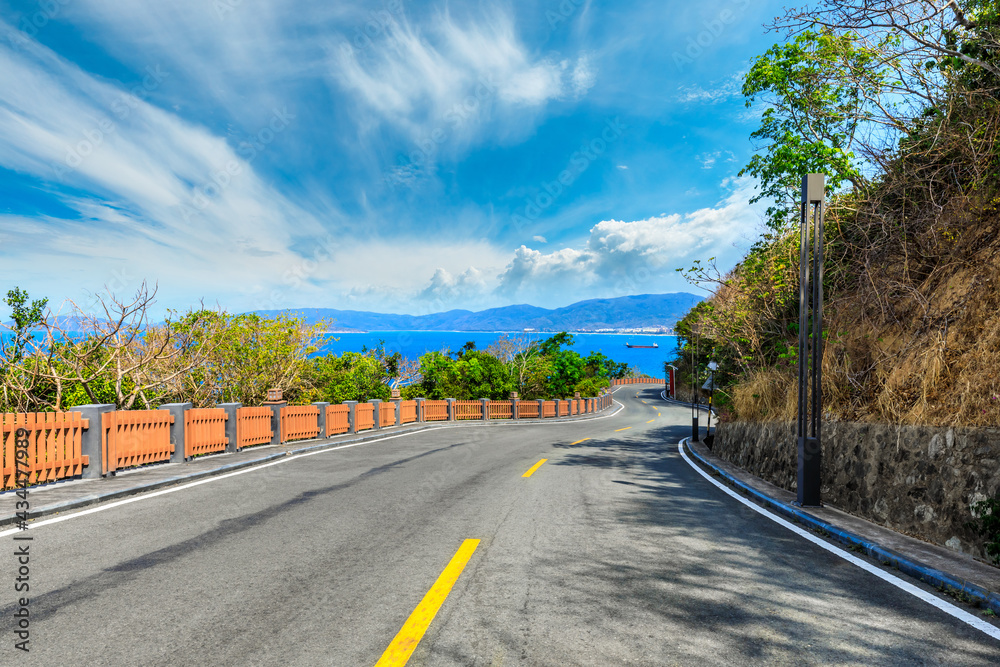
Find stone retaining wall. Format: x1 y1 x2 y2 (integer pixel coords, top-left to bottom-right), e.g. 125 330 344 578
714 420 1000 559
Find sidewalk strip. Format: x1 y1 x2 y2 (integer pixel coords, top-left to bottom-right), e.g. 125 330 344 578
375 539 480 666
522 459 548 478
569 438 591 445
614 427 631 432
678 440 1000 641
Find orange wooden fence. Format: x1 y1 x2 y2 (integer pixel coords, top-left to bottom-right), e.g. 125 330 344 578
2 412 89 489
455 400 482 420
280 405 320 443
327 404 350 436
423 400 449 421
560 400 570 416
379 402 396 428
542 401 556 418
612 377 665 385
237 407 272 449
399 400 418 424
185 408 228 458
102 410 174 475
517 401 539 419
355 403 375 431
490 400 513 419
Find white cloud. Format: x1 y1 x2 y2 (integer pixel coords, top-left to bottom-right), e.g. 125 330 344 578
532 235 547 243
616 164 628 170
676 71 745 105
496 177 764 298
570 55 596 97
696 150 737 169
418 267 487 303
0 28 342 315
331 8 591 144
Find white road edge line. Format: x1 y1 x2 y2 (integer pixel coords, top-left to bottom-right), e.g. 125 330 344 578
0 401 627 537
677 438 1000 641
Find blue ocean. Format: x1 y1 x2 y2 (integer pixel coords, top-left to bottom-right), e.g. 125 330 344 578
2 331 682 377
315 331 680 378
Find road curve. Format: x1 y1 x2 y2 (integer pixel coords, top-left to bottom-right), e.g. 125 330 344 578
3 387 999 665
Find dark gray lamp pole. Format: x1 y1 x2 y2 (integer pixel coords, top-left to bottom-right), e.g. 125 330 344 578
797 173 825 507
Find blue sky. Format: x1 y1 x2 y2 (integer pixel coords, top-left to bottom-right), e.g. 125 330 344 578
0 0 788 318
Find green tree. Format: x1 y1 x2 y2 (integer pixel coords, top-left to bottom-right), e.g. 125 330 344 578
2 287 48 363
740 29 886 232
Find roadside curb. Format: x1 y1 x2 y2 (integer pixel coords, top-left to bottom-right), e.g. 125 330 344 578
3 403 623 528
660 390 717 416
680 437 1000 616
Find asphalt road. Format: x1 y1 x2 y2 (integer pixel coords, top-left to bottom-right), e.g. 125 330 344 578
3 387 1000 665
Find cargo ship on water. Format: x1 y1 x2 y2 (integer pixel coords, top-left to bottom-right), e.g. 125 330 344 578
625 342 658 349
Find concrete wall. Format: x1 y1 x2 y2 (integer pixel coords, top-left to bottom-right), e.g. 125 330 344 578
714 420 1000 559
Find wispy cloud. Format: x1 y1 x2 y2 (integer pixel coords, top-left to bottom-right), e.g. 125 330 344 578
696 150 738 169
331 7 591 146
676 70 745 105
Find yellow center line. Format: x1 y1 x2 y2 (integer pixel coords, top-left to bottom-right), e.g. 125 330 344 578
614 427 631 432
522 459 548 478
569 438 591 445
646 419 655 423
658 413 661 417
375 539 480 667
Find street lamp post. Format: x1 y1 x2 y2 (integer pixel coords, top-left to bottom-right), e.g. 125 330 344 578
691 331 699 442
797 173 825 507
705 360 718 447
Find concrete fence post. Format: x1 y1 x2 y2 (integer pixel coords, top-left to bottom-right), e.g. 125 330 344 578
71 403 115 479
480 398 490 421
263 401 286 445
370 399 382 430
416 398 425 422
218 402 241 452
312 402 330 438
392 398 401 426
344 401 358 434
556 399 563 418
158 402 192 462
446 398 456 421
511 398 519 420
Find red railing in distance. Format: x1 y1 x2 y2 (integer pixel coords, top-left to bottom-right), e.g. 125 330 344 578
454 400 482 420
355 403 375 431
423 400 448 421
102 410 174 475
237 407 272 449
326 404 350 436
399 400 418 424
185 408 228 458
280 405 320 443
2 412 90 490
542 401 556 418
379 402 396 427
517 401 539 419
490 400 512 419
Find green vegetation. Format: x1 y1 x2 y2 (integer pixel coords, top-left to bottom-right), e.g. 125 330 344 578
966 495 1000 565
672 1 1000 428
1 287 632 411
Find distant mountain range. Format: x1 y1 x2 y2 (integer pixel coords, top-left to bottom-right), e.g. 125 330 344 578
253 293 703 332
